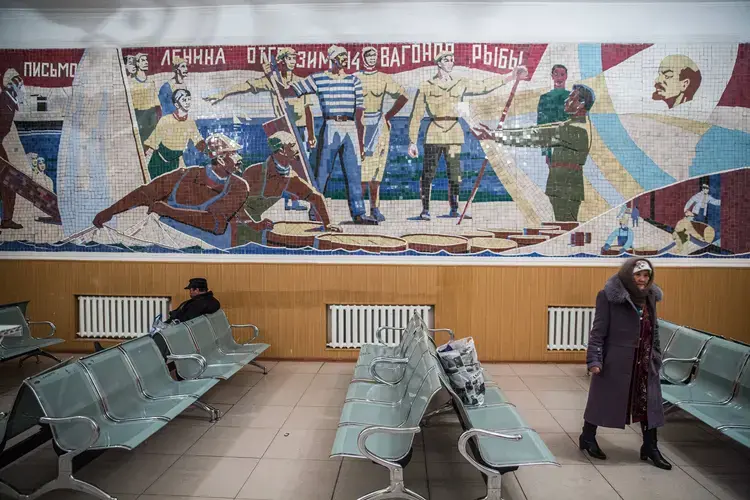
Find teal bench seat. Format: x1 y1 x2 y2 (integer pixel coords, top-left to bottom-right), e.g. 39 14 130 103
662 337 749 406
205 311 270 373
0 304 64 366
155 323 244 380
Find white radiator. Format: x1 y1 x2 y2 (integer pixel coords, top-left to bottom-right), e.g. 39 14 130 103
327 305 434 349
547 306 595 350
77 295 171 339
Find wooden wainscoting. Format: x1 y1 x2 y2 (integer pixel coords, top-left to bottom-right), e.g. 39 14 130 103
0 260 748 362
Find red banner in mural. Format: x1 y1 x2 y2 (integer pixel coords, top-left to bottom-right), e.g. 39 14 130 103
122 43 547 77
0 49 85 88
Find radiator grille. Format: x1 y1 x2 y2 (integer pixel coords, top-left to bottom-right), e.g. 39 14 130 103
547 306 595 350
77 295 171 339
327 305 434 349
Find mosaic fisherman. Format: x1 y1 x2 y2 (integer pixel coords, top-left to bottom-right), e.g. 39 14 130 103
93 133 252 249
472 84 595 222
143 88 206 179
357 45 409 222
159 56 189 116
237 131 341 245
408 50 527 220
206 46 315 212
130 53 162 144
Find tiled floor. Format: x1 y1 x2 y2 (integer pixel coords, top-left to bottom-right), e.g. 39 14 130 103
1 358 750 500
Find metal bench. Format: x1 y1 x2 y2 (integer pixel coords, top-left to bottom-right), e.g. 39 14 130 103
154 322 245 380
670 348 750 448
658 323 713 384
423 336 559 500
0 303 63 366
12 361 172 500
205 310 269 374
331 335 444 500
662 336 749 406
118 335 221 421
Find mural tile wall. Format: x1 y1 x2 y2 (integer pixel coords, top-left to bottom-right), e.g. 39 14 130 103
0 43 747 259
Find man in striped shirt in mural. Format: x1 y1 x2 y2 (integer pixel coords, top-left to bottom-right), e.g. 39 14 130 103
266 45 378 225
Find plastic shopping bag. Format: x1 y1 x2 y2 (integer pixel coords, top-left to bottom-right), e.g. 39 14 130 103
149 313 172 335
437 337 486 406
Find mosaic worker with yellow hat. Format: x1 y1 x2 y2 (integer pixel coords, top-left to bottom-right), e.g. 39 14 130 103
408 49 527 220
93 133 251 249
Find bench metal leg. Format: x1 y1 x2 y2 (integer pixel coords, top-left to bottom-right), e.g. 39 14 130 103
190 400 222 422
249 360 267 374
479 475 503 500
25 451 114 500
357 467 426 500
421 402 453 428
18 350 62 367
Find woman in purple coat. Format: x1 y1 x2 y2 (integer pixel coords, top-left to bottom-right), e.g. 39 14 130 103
579 257 672 470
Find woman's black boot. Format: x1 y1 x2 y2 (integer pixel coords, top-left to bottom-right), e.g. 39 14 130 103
579 422 607 460
641 426 672 470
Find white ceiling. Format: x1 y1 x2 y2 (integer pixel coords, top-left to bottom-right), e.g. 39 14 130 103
1 0 744 8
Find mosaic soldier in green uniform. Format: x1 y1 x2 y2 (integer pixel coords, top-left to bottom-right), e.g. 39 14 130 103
473 84 595 222
537 64 571 163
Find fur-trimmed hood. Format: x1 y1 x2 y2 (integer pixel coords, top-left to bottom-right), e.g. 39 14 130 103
604 274 663 304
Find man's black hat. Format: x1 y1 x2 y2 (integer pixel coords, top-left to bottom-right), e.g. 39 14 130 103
185 278 208 290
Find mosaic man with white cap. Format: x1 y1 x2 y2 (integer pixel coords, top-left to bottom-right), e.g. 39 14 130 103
267 45 378 225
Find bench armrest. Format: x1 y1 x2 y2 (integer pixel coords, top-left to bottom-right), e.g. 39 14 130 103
28 321 57 339
39 415 100 453
231 323 260 342
428 328 455 341
167 354 208 379
375 326 405 345
718 424 750 431
661 356 699 385
369 357 409 386
357 425 421 470
458 428 524 476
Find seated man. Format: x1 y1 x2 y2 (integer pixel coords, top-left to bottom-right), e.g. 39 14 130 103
167 277 221 323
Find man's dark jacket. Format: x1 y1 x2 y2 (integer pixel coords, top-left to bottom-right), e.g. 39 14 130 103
167 291 221 323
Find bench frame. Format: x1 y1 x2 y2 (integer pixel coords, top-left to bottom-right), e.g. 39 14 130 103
0 318 62 367
356 425 425 500
206 320 268 374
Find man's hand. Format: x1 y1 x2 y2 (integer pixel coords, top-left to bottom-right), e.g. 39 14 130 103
385 116 393 130
589 366 601 375
308 136 317 149
204 92 225 105
326 224 343 233
407 143 419 158
470 123 495 141
360 143 366 161
261 60 273 76
93 210 113 229
684 210 694 218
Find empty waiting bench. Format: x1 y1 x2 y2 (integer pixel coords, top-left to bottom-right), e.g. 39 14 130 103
0 302 63 365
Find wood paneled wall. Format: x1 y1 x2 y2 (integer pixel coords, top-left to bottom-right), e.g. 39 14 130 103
1 260 748 362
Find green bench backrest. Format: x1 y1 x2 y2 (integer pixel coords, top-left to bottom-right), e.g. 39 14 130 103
206 311 231 342
662 327 711 382
25 363 105 452
157 323 201 376
658 320 684 351
694 338 750 398
0 306 31 348
119 336 177 397
78 348 147 420
404 362 442 427
185 316 221 359
734 357 750 407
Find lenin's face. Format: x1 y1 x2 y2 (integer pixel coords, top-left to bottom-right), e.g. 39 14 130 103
652 55 699 108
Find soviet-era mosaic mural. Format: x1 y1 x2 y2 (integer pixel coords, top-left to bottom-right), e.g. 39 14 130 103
0 43 748 259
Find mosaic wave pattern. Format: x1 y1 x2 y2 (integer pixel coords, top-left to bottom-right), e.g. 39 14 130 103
0 43 748 258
